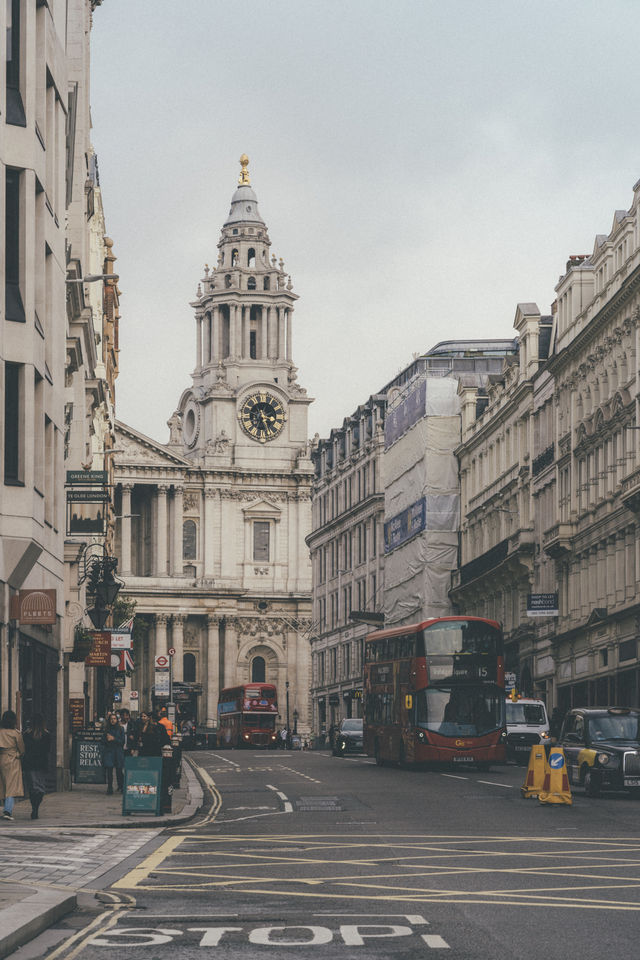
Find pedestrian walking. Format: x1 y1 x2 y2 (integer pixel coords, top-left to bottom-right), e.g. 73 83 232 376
279 727 288 750
23 713 50 820
102 712 125 794
119 708 136 755
0 710 25 821
137 710 170 757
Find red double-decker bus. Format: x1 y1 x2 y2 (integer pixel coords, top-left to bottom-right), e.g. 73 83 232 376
217 683 279 749
364 616 506 769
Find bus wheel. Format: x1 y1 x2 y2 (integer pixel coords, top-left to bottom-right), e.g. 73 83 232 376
374 740 384 767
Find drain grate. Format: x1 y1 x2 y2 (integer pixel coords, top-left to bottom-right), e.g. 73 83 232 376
296 796 342 812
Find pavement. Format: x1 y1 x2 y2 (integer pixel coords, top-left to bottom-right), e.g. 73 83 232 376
0 754 205 959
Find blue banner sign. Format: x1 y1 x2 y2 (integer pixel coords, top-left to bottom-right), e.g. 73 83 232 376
384 498 426 553
385 380 426 448
527 593 559 617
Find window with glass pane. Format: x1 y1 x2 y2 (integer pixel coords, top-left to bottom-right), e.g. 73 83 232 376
183 519 197 560
253 521 270 561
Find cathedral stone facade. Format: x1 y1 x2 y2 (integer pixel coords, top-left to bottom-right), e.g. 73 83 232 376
112 158 313 731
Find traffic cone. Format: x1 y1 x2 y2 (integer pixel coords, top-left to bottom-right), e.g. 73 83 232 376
521 745 548 798
538 747 572 805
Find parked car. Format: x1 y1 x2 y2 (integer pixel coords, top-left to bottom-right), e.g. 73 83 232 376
505 696 550 764
557 707 640 797
333 718 364 756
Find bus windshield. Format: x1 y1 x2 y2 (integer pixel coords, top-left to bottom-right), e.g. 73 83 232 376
423 620 502 656
416 685 503 737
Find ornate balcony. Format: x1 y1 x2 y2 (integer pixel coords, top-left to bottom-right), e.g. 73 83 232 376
621 466 640 513
543 522 574 558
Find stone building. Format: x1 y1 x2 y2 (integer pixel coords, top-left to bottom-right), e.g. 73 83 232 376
113 157 313 732
1 0 118 787
453 176 640 711
307 343 513 736
307 393 386 736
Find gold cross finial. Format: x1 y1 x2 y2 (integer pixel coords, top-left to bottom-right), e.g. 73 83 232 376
238 154 251 185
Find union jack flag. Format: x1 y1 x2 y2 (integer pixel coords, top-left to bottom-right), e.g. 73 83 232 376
118 649 134 672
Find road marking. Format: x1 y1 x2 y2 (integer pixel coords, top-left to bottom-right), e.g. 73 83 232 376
477 781 514 789
441 774 468 780
113 836 185 889
210 753 240 767
422 934 450 948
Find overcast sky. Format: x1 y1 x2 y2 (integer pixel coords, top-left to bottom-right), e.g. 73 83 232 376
91 0 640 445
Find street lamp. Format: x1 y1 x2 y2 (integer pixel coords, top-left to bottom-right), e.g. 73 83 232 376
293 708 298 735
285 680 290 732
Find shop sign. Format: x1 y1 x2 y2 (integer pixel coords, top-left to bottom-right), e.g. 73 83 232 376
110 631 133 650
86 631 111 666
68 698 85 730
66 470 108 485
14 589 57 625
526 593 559 617
66 489 109 502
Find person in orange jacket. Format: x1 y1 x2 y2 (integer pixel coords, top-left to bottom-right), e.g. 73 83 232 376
158 707 173 737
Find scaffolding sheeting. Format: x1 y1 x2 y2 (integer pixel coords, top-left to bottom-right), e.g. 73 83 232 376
383 377 461 626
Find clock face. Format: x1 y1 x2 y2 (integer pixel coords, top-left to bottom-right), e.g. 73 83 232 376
240 392 285 443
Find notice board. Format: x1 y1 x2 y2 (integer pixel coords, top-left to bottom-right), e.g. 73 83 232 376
122 756 162 816
72 733 105 783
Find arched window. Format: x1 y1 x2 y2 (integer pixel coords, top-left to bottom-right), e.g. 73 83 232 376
183 519 197 560
247 248 256 268
248 276 256 290
183 653 196 683
231 248 239 266
251 656 266 683
263 276 270 290
225 274 232 288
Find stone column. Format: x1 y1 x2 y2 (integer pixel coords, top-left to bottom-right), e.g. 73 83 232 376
212 306 219 362
172 486 184 576
172 614 185 683
206 616 220 725
286 308 293 360
229 305 238 357
120 483 133 576
204 489 217 578
243 306 251 358
224 618 237 687
156 484 168 576
204 312 212 364
156 612 168 657
261 307 268 359
278 307 285 359
196 314 203 369
266 305 273 358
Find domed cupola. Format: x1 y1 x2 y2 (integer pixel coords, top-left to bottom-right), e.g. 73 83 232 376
224 155 265 228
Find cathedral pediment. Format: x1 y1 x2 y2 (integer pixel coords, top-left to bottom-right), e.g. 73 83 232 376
241 497 282 519
114 421 190 466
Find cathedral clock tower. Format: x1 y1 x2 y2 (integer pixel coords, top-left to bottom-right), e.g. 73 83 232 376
177 154 311 468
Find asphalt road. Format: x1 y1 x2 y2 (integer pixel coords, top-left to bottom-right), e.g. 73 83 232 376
20 749 640 959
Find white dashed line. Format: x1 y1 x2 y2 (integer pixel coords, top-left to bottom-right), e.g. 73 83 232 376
477 780 514 789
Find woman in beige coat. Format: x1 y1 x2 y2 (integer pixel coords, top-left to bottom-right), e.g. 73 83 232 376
0 710 25 821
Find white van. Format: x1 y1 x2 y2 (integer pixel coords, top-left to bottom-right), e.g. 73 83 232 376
505 697 550 764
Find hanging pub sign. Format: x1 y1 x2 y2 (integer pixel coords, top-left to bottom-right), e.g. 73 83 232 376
11 589 57 625
67 501 106 536
527 593 559 617
68 698 86 730
85 631 111 666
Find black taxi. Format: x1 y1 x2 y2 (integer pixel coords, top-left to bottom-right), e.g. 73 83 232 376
557 707 640 797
